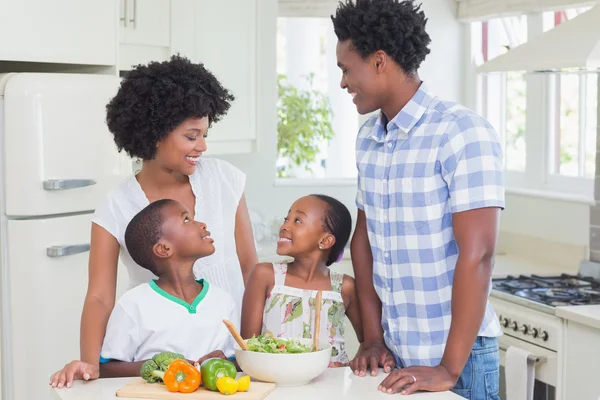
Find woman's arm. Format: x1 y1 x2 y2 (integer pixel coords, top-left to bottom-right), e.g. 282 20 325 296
240 263 273 339
81 224 121 363
342 275 364 343
234 194 258 285
50 223 120 388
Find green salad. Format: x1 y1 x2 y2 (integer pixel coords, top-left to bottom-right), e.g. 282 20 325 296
246 334 312 354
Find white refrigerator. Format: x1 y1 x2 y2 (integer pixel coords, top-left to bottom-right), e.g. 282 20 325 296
0 73 132 400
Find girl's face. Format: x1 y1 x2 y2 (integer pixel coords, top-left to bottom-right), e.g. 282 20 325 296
153 117 209 175
277 196 334 258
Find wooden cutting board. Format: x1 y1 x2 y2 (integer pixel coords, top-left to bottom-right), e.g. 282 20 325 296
116 378 276 399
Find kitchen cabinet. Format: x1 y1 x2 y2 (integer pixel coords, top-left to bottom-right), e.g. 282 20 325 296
563 320 600 399
118 0 171 71
192 0 259 154
0 0 116 65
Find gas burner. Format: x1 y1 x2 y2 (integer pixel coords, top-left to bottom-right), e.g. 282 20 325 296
492 273 600 307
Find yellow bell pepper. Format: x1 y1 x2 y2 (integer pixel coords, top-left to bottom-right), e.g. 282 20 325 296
216 376 238 395
237 376 250 392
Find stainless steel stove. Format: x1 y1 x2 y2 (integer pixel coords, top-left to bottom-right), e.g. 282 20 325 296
492 274 600 307
487 273 600 400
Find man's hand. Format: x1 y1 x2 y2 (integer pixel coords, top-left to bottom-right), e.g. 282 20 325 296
349 342 396 377
378 365 456 395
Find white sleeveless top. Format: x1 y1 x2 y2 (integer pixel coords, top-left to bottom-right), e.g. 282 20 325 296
92 158 246 317
262 263 349 366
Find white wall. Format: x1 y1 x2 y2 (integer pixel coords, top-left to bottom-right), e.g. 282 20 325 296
217 0 465 225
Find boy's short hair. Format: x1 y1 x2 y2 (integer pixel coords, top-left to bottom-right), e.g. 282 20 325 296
125 199 177 275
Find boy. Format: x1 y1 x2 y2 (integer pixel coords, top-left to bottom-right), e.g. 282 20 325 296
52 199 237 384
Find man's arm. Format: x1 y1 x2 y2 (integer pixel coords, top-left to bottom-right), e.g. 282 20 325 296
440 207 500 379
349 209 395 376
378 207 500 395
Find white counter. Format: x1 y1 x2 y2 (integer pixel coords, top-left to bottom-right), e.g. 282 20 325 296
556 305 600 330
491 254 579 278
51 368 462 400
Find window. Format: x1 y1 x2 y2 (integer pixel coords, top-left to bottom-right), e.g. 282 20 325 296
473 16 528 173
543 9 597 181
276 18 360 180
472 7 597 200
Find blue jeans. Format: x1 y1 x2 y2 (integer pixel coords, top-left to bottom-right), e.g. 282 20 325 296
451 336 501 400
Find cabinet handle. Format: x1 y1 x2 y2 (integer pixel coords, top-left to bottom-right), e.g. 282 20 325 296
121 0 128 27
43 179 97 191
129 0 136 28
47 244 90 258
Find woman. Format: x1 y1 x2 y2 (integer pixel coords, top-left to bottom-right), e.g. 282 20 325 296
50 55 258 388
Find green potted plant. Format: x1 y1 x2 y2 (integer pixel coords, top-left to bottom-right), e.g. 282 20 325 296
277 73 335 178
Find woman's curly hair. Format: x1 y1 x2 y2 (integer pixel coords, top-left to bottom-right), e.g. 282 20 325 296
331 0 431 74
106 54 235 160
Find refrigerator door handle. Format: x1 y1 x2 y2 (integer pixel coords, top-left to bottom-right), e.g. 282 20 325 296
46 244 91 257
43 179 97 191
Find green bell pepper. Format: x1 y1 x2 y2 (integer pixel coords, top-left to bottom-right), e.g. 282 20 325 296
200 358 237 391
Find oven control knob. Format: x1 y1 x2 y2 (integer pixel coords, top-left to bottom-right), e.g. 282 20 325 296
511 321 518 331
528 328 538 338
519 325 529 334
499 316 510 328
540 330 549 341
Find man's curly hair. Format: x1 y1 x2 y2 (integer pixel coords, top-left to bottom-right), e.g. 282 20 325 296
331 0 431 74
106 54 235 160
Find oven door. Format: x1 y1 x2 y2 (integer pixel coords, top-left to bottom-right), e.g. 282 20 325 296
498 335 557 400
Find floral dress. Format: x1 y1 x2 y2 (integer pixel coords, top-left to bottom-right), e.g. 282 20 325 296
261 263 349 366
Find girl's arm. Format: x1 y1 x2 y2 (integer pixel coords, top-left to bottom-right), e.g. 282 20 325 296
50 224 120 388
342 275 364 343
234 194 259 285
240 263 274 338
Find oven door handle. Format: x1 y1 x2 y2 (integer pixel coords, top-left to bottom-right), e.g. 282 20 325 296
499 345 547 364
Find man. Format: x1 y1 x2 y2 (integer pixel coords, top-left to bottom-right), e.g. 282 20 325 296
331 0 504 398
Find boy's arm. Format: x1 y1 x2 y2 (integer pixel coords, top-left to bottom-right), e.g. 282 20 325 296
341 275 364 343
99 360 147 378
240 263 274 339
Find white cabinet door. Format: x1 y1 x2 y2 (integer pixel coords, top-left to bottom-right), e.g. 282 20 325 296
6 214 92 400
119 0 170 47
564 320 600 399
2 73 132 217
0 0 116 65
118 0 171 70
195 0 257 151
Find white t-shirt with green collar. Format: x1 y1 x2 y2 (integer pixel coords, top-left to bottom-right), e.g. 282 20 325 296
100 279 236 363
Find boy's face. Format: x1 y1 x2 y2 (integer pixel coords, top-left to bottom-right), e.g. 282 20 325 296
157 201 215 261
336 39 385 115
277 196 334 257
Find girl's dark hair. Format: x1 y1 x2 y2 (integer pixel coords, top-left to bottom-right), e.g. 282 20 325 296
106 54 234 160
311 194 352 266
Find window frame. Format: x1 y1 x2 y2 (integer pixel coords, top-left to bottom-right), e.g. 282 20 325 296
470 12 596 204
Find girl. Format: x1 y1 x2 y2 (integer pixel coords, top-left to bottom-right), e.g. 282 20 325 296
241 195 363 367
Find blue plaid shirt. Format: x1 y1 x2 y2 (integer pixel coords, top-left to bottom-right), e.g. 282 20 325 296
356 83 504 368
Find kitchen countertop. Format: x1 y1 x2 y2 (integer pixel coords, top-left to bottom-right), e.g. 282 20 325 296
51 368 462 400
491 254 579 278
555 305 600 330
